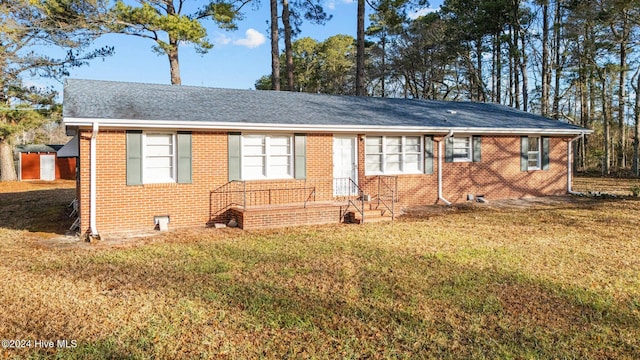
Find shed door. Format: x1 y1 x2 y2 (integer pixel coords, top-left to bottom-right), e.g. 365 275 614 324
40 155 55 181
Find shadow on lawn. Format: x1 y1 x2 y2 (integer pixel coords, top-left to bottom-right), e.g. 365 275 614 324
0 189 75 234
25 241 640 358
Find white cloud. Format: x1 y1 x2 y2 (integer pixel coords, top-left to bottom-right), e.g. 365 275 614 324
408 6 439 20
215 34 232 46
326 0 354 10
233 29 266 48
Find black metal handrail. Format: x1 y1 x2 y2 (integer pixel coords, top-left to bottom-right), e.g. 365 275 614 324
340 177 365 224
377 176 396 221
210 177 367 224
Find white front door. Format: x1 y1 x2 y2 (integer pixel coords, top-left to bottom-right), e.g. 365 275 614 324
40 155 55 181
333 136 357 196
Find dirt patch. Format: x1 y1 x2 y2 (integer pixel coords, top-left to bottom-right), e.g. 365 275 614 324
401 195 602 218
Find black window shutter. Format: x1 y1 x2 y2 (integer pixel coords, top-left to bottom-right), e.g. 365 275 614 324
520 136 528 172
424 136 434 174
472 136 482 162
445 137 454 163
542 137 550 170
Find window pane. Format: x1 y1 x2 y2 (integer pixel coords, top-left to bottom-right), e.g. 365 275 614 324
453 148 469 158
366 136 383 154
270 165 290 177
145 134 175 183
405 154 420 171
146 167 173 181
529 137 540 152
453 137 470 148
146 156 172 168
528 152 540 168
270 144 290 156
452 137 471 160
243 145 264 156
270 155 289 167
243 165 265 179
385 154 401 171
243 156 265 167
146 134 172 145
386 136 402 153
405 136 421 153
270 136 290 147
243 135 265 146
366 154 382 172
147 145 172 156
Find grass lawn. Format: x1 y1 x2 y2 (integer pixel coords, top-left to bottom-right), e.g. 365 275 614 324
0 179 639 359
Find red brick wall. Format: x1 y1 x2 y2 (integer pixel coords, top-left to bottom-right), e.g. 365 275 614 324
78 131 336 234
78 131 570 234
358 135 569 207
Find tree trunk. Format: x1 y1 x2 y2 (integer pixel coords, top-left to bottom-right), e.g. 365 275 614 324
617 19 628 170
512 25 521 110
541 0 549 116
0 139 17 181
356 0 365 96
476 38 484 102
282 0 294 91
634 73 640 176
168 40 181 85
381 36 386 98
552 0 562 119
270 0 280 91
519 19 528 112
602 71 611 175
495 33 501 103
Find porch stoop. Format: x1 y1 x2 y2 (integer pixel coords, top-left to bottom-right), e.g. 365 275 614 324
344 202 393 224
228 201 347 230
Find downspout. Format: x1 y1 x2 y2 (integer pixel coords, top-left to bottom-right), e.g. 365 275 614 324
89 122 99 238
567 133 585 195
438 130 454 205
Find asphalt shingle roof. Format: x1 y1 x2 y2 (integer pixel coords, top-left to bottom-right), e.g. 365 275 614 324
15 144 63 153
63 79 587 133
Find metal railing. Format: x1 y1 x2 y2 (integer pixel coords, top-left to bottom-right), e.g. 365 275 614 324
377 176 396 221
339 178 365 224
209 177 395 225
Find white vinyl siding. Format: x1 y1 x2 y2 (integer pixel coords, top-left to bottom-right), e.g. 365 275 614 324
144 133 176 183
242 135 293 180
365 135 422 175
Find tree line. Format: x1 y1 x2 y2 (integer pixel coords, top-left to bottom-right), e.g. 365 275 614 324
2 0 640 181
260 0 640 176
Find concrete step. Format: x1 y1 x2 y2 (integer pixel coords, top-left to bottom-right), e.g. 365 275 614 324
345 209 392 224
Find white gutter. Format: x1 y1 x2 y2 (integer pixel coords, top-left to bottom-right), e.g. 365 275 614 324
63 117 593 136
89 122 99 237
438 130 454 205
567 133 585 195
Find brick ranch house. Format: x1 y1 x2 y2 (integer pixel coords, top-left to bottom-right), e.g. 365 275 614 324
63 79 591 236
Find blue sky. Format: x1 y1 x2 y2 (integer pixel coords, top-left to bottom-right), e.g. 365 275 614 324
29 1 441 95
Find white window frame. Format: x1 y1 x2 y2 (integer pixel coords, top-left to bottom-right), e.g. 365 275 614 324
528 136 541 170
364 135 423 175
143 132 177 184
241 134 294 180
452 136 472 162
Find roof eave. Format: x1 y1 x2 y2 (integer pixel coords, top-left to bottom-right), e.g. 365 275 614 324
63 117 593 136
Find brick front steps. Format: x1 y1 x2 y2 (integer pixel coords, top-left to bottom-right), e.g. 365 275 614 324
226 200 394 229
